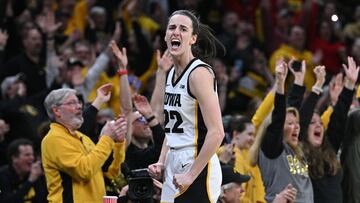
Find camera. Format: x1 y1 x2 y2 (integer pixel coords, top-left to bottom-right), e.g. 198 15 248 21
121 163 154 202
291 60 302 72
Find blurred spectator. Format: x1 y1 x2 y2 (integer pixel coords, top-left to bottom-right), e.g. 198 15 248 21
226 48 273 115
212 58 229 112
352 38 360 65
269 25 315 90
218 116 266 203
197 0 224 34
310 20 346 81
217 11 239 64
1 26 46 97
1 73 27 99
343 5 360 42
261 0 293 54
341 107 360 203
0 138 47 202
0 117 10 166
217 165 250 203
116 2 155 77
0 73 50 154
0 29 8 66
145 0 168 29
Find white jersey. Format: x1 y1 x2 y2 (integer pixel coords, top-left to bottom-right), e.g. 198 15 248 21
161 58 221 203
164 58 215 151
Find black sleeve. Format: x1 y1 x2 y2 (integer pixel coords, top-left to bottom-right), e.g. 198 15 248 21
79 105 99 143
261 93 286 159
125 124 165 169
287 84 306 109
0 169 35 203
150 123 166 157
327 87 354 152
84 25 98 45
298 92 321 141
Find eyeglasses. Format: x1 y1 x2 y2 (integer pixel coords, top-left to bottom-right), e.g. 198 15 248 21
58 100 83 107
133 116 147 125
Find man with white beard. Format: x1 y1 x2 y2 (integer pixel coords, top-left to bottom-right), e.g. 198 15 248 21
41 88 127 203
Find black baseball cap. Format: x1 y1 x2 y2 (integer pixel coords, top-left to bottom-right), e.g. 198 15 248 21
221 165 251 185
66 57 84 68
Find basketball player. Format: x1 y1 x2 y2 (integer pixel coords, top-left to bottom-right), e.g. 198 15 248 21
148 10 225 203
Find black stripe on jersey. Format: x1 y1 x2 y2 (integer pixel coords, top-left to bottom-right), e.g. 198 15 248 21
187 64 215 100
60 171 73 203
171 58 198 87
165 65 174 85
174 163 211 203
196 104 208 154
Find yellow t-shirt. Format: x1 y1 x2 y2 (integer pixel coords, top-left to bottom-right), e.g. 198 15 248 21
82 68 122 116
269 44 315 90
217 147 266 203
64 0 88 35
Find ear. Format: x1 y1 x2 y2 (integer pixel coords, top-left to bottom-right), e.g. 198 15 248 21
190 34 197 45
52 106 61 118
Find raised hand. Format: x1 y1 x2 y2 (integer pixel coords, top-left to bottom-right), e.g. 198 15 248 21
275 58 288 82
92 83 113 109
288 58 306 86
329 73 343 106
44 11 62 37
157 49 173 72
275 58 288 94
110 40 128 69
313 65 326 88
133 94 153 118
111 21 122 43
343 56 360 89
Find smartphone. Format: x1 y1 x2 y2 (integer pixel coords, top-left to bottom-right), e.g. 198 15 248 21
292 60 302 72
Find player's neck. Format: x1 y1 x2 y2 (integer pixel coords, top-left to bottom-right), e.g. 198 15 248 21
173 52 194 78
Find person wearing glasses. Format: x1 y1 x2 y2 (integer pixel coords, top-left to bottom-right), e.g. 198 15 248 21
124 94 165 170
41 88 127 203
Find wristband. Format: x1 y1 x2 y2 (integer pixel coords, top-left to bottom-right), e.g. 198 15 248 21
146 115 156 122
312 86 323 94
117 69 128 76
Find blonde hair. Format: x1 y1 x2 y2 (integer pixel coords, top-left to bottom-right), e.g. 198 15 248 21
285 107 307 166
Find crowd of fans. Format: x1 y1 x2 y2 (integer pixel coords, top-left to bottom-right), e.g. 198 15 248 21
1 0 360 202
